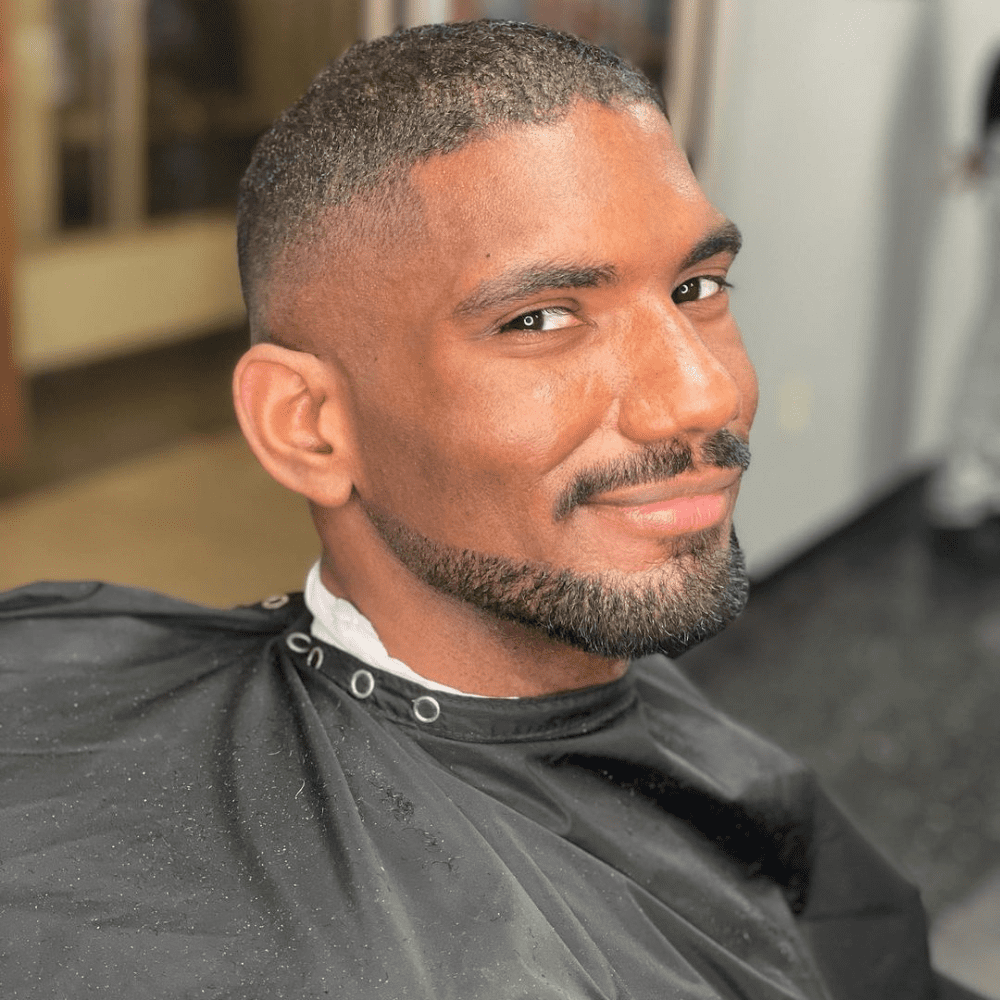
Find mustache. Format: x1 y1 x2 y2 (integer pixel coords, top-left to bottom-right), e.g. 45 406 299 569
553 429 751 521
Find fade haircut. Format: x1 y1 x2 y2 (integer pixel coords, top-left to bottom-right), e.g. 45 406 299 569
236 19 664 342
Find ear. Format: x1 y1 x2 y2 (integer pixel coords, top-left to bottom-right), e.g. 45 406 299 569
233 343 355 509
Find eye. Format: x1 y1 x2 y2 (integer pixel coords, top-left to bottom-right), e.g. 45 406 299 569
500 307 576 334
672 276 731 304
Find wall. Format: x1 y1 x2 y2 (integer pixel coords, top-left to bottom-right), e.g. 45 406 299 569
699 0 985 574
911 0 1000 459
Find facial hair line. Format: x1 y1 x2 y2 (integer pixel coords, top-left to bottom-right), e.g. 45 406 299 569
552 428 750 521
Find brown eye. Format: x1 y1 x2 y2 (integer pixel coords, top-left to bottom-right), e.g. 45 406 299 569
505 311 545 331
499 307 575 334
672 276 727 304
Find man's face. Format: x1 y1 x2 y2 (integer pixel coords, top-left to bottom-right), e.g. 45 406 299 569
316 100 758 658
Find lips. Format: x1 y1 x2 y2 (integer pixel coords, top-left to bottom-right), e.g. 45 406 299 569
615 493 727 531
583 472 740 535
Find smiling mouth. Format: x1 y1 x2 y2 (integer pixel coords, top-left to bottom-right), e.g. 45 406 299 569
552 432 751 522
582 471 740 536
601 492 727 531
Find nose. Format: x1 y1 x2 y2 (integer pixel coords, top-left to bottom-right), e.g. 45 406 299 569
615 302 746 445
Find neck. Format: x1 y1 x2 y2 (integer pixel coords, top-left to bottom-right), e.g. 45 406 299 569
316 537 628 700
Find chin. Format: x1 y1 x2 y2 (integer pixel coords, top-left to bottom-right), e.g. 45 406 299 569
364 496 749 662
533 528 749 660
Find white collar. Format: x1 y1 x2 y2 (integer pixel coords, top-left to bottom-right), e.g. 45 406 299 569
304 561 487 698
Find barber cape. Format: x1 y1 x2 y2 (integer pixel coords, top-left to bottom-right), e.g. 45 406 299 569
0 582 963 998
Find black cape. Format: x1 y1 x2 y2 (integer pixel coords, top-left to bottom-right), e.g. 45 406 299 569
0 582 972 998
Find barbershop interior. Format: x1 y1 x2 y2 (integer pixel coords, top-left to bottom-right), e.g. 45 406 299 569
2 0 1000 991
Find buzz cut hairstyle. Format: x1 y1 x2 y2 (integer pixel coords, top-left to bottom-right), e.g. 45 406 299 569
236 18 666 343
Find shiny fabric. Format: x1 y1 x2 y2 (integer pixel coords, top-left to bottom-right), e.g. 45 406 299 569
0 582 954 998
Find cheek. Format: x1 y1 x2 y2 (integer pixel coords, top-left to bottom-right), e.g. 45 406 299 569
358 356 614 522
532 381 555 405
439 360 613 475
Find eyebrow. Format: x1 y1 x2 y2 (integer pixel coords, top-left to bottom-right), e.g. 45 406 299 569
679 220 743 272
451 219 743 321
452 263 619 319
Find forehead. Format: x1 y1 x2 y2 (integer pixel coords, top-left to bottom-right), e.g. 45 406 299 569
293 102 723 356
400 101 719 299
416 100 696 186
416 103 704 235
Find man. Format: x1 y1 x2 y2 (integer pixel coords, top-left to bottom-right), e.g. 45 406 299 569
0 20 979 999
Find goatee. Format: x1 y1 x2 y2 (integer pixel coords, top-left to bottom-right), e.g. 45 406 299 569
360 430 751 660
360 506 748 659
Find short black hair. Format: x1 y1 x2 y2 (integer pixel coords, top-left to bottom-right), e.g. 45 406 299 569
236 19 664 341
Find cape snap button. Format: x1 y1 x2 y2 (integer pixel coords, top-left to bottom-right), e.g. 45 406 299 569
412 695 441 723
285 632 312 654
350 669 375 699
262 594 290 610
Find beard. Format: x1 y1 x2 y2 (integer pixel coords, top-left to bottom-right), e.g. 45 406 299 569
359 431 751 660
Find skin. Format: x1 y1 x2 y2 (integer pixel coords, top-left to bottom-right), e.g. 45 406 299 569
234 100 758 697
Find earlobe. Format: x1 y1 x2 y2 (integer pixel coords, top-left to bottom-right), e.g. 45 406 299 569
233 343 355 508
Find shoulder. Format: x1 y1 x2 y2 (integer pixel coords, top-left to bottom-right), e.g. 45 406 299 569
0 579 299 628
0 579 305 683
0 581 312 759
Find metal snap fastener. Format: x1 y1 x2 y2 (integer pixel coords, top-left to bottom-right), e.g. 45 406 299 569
285 631 312 654
349 669 375 699
412 695 441 723
262 594 290 610
306 647 324 670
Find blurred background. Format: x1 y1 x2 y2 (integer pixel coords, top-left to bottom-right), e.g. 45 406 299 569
2 0 1000 992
